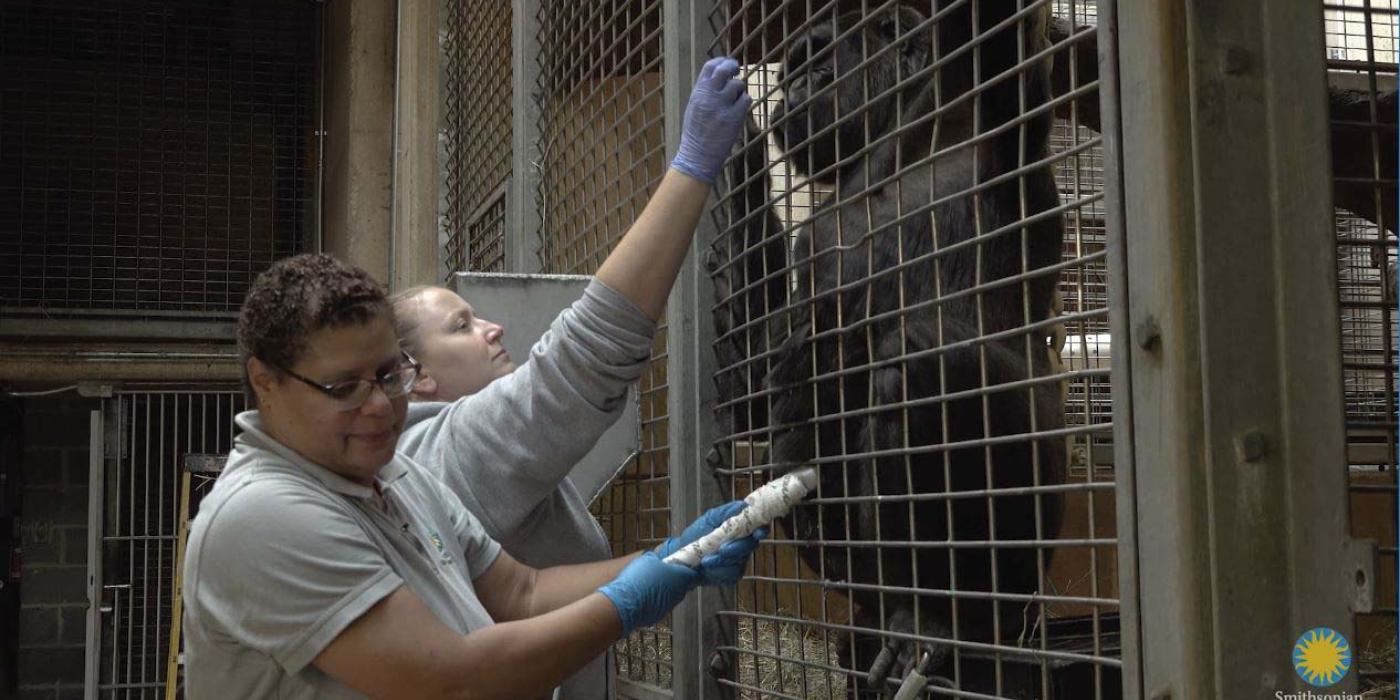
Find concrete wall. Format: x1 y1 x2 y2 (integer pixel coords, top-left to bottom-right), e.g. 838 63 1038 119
12 394 95 700
321 0 441 290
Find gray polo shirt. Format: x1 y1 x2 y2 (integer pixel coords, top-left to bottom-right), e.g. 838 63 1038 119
182 412 502 699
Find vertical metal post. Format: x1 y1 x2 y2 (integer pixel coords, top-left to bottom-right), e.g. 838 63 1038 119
664 5 726 698
1117 0 1368 697
1097 1 1144 698
508 0 544 274
84 409 104 700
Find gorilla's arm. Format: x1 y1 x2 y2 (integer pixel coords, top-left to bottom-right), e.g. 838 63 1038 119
1047 17 1101 133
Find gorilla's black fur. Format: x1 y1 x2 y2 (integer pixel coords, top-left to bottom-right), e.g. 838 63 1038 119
715 3 1070 696
712 115 790 441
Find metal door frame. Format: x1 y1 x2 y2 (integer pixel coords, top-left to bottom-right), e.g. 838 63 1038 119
85 389 245 699
84 409 104 700
663 6 726 700
1114 0 1373 696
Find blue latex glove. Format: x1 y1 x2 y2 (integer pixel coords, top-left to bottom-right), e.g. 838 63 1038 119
598 552 700 637
655 500 748 560
696 526 768 587
670 56 752 183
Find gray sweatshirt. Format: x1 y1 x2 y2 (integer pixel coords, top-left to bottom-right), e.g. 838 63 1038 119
397 279 656 700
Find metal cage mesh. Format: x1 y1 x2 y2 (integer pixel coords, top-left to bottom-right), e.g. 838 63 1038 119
442 0 513 277
465 187 509 274
705 1 1118 697
0 0 319 313
534 0 673 687
1323 0 1399 692
100 389 244 699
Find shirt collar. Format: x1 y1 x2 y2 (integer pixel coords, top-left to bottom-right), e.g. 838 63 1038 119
233 410 409 499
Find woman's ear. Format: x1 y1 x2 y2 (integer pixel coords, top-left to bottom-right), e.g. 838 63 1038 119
410 372 439 401
247 357 281 406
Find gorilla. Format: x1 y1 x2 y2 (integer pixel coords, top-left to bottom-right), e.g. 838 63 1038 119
713 3 1070 697
707 6 1394 698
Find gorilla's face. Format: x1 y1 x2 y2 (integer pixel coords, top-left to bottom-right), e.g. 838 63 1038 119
773 7 931 184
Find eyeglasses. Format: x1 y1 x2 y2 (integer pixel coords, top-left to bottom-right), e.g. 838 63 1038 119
277 351 422 411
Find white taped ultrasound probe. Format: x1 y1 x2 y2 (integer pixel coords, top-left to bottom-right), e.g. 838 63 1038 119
662 468 818 568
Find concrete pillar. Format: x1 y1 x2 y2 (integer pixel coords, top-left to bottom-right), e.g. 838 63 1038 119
390 0 442 290
322 0 396 283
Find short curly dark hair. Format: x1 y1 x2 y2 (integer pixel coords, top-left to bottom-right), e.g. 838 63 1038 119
238 253 392 405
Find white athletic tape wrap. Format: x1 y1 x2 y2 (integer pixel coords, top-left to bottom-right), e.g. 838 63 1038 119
663 468 818 568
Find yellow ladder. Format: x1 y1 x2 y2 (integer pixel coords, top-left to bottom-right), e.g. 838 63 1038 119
165 454 224 700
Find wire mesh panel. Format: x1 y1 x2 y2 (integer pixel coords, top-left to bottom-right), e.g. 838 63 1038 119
533 0 673 689
98 389 244 699
0 0 320 313
1322 0 1399 692
445 185 509 278
706 0 1118 697
468 188 509 274
442 0 513 277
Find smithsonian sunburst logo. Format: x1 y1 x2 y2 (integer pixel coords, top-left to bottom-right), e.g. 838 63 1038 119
1293 627 1352 687
1273 627 1363 700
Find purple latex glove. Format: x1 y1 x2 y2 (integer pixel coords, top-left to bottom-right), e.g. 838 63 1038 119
670 56 752 183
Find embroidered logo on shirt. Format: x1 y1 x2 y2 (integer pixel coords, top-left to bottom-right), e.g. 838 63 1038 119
428 529 455 567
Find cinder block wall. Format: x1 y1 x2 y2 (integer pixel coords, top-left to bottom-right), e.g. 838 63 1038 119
15 394 95 700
